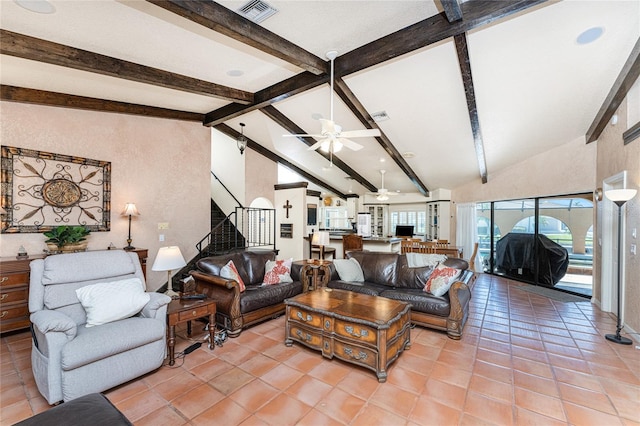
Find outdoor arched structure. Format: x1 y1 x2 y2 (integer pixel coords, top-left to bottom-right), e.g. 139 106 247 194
477 207 592 255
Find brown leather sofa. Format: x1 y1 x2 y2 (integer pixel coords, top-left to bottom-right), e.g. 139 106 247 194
190 250 305 337
325 251 475 339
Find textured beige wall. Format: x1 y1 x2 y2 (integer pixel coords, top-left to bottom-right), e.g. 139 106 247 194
245 148 277 207
451 136 597 243
595 99 640 334
453 135 597 203
0 102 211 291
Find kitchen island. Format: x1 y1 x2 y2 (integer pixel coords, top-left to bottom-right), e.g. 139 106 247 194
324 234 403 258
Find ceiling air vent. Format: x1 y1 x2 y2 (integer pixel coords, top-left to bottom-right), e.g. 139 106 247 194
237 0 278 23
371 111 390 122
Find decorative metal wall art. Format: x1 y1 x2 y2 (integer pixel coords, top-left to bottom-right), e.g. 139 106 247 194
1 146 111 233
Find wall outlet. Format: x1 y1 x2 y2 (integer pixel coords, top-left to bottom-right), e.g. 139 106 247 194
631 244 637 255
159 234 165 242
158 222 169 230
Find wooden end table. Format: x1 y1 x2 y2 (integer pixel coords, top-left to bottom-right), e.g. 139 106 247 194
166 297 216 365
293 259 332 291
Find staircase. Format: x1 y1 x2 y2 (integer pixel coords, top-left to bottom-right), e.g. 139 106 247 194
169 200 248 291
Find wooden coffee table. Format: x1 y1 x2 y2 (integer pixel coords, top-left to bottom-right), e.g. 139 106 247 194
285 289 411 382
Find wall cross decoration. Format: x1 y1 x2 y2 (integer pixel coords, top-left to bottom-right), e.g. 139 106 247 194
283 200 293 218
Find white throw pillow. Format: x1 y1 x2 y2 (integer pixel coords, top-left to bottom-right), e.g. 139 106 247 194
334 258 365 282
75 278 150 327
263 258 293 285
424 263 461 297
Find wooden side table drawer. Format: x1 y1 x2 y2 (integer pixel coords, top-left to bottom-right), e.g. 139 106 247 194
1 272 30 287
1 286 29 304
178 305 211 321
1 303 29 323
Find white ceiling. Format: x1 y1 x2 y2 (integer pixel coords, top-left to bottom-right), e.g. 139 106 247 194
1 0 638 200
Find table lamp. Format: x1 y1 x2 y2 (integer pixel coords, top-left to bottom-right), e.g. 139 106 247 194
121 203 140 250
312 231 330 260
152 246 186 298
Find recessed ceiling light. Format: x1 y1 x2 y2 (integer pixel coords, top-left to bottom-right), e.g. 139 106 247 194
14 0 55 13
402 152 415 158
577 27 604 45
227 70 244 77
311 113 323 120
379 158 385 162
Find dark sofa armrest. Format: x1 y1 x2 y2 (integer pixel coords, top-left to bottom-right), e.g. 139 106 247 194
446 278 472 339
190 270 243 333
190 270 239 290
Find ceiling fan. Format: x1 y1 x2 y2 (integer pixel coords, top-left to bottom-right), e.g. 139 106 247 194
284 50 381 155
368 170 400 201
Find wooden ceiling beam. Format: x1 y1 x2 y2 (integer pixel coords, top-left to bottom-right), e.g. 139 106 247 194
214 123 346 198
440 0 463 22
586 37 640 144
146 0 327 75
260 105 379 193
454 33 488 184
1 85 204 122
204 72 328 126
336 0 547 77
333 78 430 197
204 1 546 125
0 29 253 105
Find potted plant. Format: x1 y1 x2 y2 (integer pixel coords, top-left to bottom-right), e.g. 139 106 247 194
44 226 91 252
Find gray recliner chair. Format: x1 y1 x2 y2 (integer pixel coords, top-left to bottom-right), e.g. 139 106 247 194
29 250 171 404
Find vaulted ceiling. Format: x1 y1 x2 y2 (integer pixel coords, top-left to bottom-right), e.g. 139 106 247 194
1 0 639 200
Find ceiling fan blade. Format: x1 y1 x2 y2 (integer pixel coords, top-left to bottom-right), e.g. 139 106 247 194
283 133 323 138
337 138 363 151
340 128 381 138
307 140 324 151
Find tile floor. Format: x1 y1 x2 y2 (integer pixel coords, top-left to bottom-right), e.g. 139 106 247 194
2 274 639 425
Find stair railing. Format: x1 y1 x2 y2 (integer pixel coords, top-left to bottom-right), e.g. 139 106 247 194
196 206 276 257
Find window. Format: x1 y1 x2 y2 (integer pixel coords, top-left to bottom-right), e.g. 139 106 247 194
390 208 426 235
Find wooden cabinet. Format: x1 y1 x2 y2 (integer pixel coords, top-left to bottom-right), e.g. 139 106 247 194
1 254 45 334
0 249 147 334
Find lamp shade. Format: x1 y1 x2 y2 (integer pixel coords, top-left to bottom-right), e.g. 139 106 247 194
312 231 330 246
121 203 140 216
152 246 186 272
604 189 637 203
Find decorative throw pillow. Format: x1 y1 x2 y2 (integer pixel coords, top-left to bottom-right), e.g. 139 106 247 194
424 263 461 297
75 278 150 327
220 260 246 292
263 258 293 285
334 258 364 282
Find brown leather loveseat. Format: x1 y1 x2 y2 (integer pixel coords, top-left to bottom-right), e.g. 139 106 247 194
190 250 305 337
325 251 475 339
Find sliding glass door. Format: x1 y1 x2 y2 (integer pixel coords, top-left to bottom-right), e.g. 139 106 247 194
476 194 593 297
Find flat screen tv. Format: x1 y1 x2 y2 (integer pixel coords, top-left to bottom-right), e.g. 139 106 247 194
395 225 414 237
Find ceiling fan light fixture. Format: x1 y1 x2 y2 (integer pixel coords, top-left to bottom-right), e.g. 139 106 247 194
332 140 343 152
320 140 331 153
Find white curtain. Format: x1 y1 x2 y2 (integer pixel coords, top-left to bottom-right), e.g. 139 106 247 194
456 203 478 271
